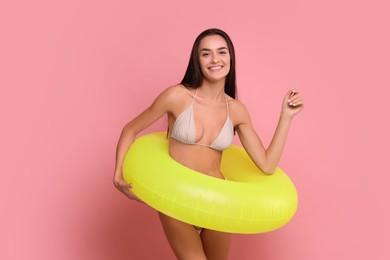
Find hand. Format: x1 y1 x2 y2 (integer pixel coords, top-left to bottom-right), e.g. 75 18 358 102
281 89 304 118
113 177 143 203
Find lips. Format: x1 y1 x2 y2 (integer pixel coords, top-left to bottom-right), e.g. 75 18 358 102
208 65 223 71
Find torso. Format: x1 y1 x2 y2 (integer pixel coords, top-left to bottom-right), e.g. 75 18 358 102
169 139 225 178
168 86 236 179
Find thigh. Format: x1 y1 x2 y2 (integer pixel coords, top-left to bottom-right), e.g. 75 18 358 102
158 212 207 260
200 229 231 260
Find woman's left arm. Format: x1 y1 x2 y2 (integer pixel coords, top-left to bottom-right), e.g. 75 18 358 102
235 90 304 174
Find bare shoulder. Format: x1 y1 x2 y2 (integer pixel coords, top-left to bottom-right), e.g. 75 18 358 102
152 84 192 113
227 98 251 126
158 84 192 102
228 98 249 115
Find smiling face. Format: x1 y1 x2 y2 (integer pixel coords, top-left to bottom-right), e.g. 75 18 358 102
198 35 231 83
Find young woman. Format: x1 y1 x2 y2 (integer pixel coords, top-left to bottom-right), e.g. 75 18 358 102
114 28 304 260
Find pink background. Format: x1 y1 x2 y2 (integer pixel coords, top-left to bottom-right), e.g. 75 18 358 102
1 0 389 259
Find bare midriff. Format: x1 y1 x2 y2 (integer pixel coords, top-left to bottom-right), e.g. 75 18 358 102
169 138 225 180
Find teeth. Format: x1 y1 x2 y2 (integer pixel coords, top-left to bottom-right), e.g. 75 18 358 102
209 66 222 70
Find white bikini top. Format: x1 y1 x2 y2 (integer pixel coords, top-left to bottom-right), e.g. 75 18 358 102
170 89 234 151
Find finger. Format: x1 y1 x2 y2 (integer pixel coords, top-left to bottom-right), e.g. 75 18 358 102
287 97 296 105
288 96 301 105
287 92 300 102
288 93 303 104
122 180 132 187
288 91 301 99
120 183 132 191
290 100 304 107
289 89 299 97
287 96 302 106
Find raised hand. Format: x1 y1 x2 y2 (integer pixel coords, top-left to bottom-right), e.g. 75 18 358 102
281 89 304 118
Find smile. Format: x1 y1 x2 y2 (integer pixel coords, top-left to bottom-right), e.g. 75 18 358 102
208 66 223 71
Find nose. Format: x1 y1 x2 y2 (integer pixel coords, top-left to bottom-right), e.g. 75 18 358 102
211 54 219 64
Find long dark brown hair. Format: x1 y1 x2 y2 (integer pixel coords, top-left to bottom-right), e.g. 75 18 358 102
180 28 237 98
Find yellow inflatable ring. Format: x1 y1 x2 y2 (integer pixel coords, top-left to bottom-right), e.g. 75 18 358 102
123 132 298 234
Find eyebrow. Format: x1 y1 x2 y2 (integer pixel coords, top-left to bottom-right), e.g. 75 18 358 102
200 47 228 52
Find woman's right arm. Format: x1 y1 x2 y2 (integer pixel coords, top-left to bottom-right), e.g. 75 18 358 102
113 85 180 201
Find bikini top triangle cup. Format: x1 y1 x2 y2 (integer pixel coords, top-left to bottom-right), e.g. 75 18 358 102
170 89 234 151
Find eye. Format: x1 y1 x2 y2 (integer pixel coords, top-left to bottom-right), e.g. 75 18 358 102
220 51 227 55
202 53 209 57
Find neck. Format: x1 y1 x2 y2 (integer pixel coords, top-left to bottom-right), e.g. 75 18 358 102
199 79 226 101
